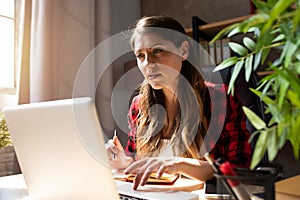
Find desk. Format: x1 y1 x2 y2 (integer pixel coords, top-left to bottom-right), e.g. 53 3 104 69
0 174 211 200
0 174 30 200
275 175 300 200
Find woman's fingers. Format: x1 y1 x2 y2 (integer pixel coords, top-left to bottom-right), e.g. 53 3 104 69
125 157 182 190
131 160 159 189
105 138 124 163
105 141 115 159
124 159 152 189
105 139 117 153
125 158 173 189
119 157 184 189
159 157 182 176
139 160 162 186
124 159 147 174
105 135 134 170
157 162 174 178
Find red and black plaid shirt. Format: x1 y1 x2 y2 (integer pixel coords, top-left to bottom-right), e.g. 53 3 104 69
125 82 252 168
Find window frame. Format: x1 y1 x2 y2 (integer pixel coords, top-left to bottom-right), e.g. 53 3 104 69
0 0 17 95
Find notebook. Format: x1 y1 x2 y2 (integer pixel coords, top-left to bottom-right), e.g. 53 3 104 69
124 173 180 185
3 97 199 200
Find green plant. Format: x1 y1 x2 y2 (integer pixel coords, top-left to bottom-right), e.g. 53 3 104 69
211 0 300 169
0 112 12 149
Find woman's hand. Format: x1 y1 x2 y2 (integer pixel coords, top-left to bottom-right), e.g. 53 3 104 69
124 157 214 190
105 136 133 170
124 157 182 190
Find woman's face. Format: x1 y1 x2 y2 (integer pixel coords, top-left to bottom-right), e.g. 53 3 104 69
133 33 188 91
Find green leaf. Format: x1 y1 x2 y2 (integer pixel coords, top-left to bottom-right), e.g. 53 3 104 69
249 88 275 105
228 26 242 38
268 104 283 123
243 37 256 51
261 78 275 99
272 34 285 43
248 130 261 143
250 130 268 170
279 39 290 64
242 13 269 32
278 77 289 108
270 0 293 18
284 41 297 69
245 54 254 82
252 0 269 12
267 127 278 161
242 106 266 130
290 115 300 159
280 21 294 42
261 0 294 36
261 46 271 64
296 61 300 73
293 6 300 33
228 42 248 56
278 124 288 149
296 53 300 61
211 23 240 43
287 90 300 108
228 60 244 94
275 68 300 94
213 57 238 72
253 50 262 71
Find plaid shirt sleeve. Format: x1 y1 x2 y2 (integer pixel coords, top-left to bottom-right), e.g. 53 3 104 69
207 82 252 168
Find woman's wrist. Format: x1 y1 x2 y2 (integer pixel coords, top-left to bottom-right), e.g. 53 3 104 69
174 157 214 180
174 157 188 174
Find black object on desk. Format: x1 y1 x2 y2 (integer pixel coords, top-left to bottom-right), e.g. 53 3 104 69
215 163 282 200
204 153 282 200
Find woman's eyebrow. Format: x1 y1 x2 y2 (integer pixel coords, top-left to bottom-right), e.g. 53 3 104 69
150 43 165 47
135 43 167 52
134 49 143 54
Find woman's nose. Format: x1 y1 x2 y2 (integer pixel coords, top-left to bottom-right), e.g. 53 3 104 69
144 53 155 66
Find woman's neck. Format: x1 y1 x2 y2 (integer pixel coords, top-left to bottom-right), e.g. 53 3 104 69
162 88 177 106
162 88 178 139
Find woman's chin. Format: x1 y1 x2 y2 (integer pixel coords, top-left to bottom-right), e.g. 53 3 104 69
149 82 163 90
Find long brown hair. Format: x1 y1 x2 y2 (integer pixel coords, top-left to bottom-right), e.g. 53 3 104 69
130 16 208 159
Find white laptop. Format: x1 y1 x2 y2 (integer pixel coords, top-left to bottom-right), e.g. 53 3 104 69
3 97 199 200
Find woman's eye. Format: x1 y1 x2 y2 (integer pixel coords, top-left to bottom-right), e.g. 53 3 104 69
153 48 163 54
136 53 144 59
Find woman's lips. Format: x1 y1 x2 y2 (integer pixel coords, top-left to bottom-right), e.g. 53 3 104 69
148 73 161 80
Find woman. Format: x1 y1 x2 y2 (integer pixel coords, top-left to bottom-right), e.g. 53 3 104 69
106 15 252 190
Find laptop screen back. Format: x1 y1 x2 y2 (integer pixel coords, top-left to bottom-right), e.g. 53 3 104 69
3 97 119 200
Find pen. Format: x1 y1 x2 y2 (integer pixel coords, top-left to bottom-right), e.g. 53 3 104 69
204 152 221 173
114 130 117 139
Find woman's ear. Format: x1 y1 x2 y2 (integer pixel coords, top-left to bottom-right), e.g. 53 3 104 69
180 41 189 61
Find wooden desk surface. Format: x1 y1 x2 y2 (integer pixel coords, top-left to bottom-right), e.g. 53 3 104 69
275 175 300 200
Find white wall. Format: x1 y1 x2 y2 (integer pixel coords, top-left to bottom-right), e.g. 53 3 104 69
141 0 251 28
94 0 141 141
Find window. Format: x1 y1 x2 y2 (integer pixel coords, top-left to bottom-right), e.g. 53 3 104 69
0 0 15 94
